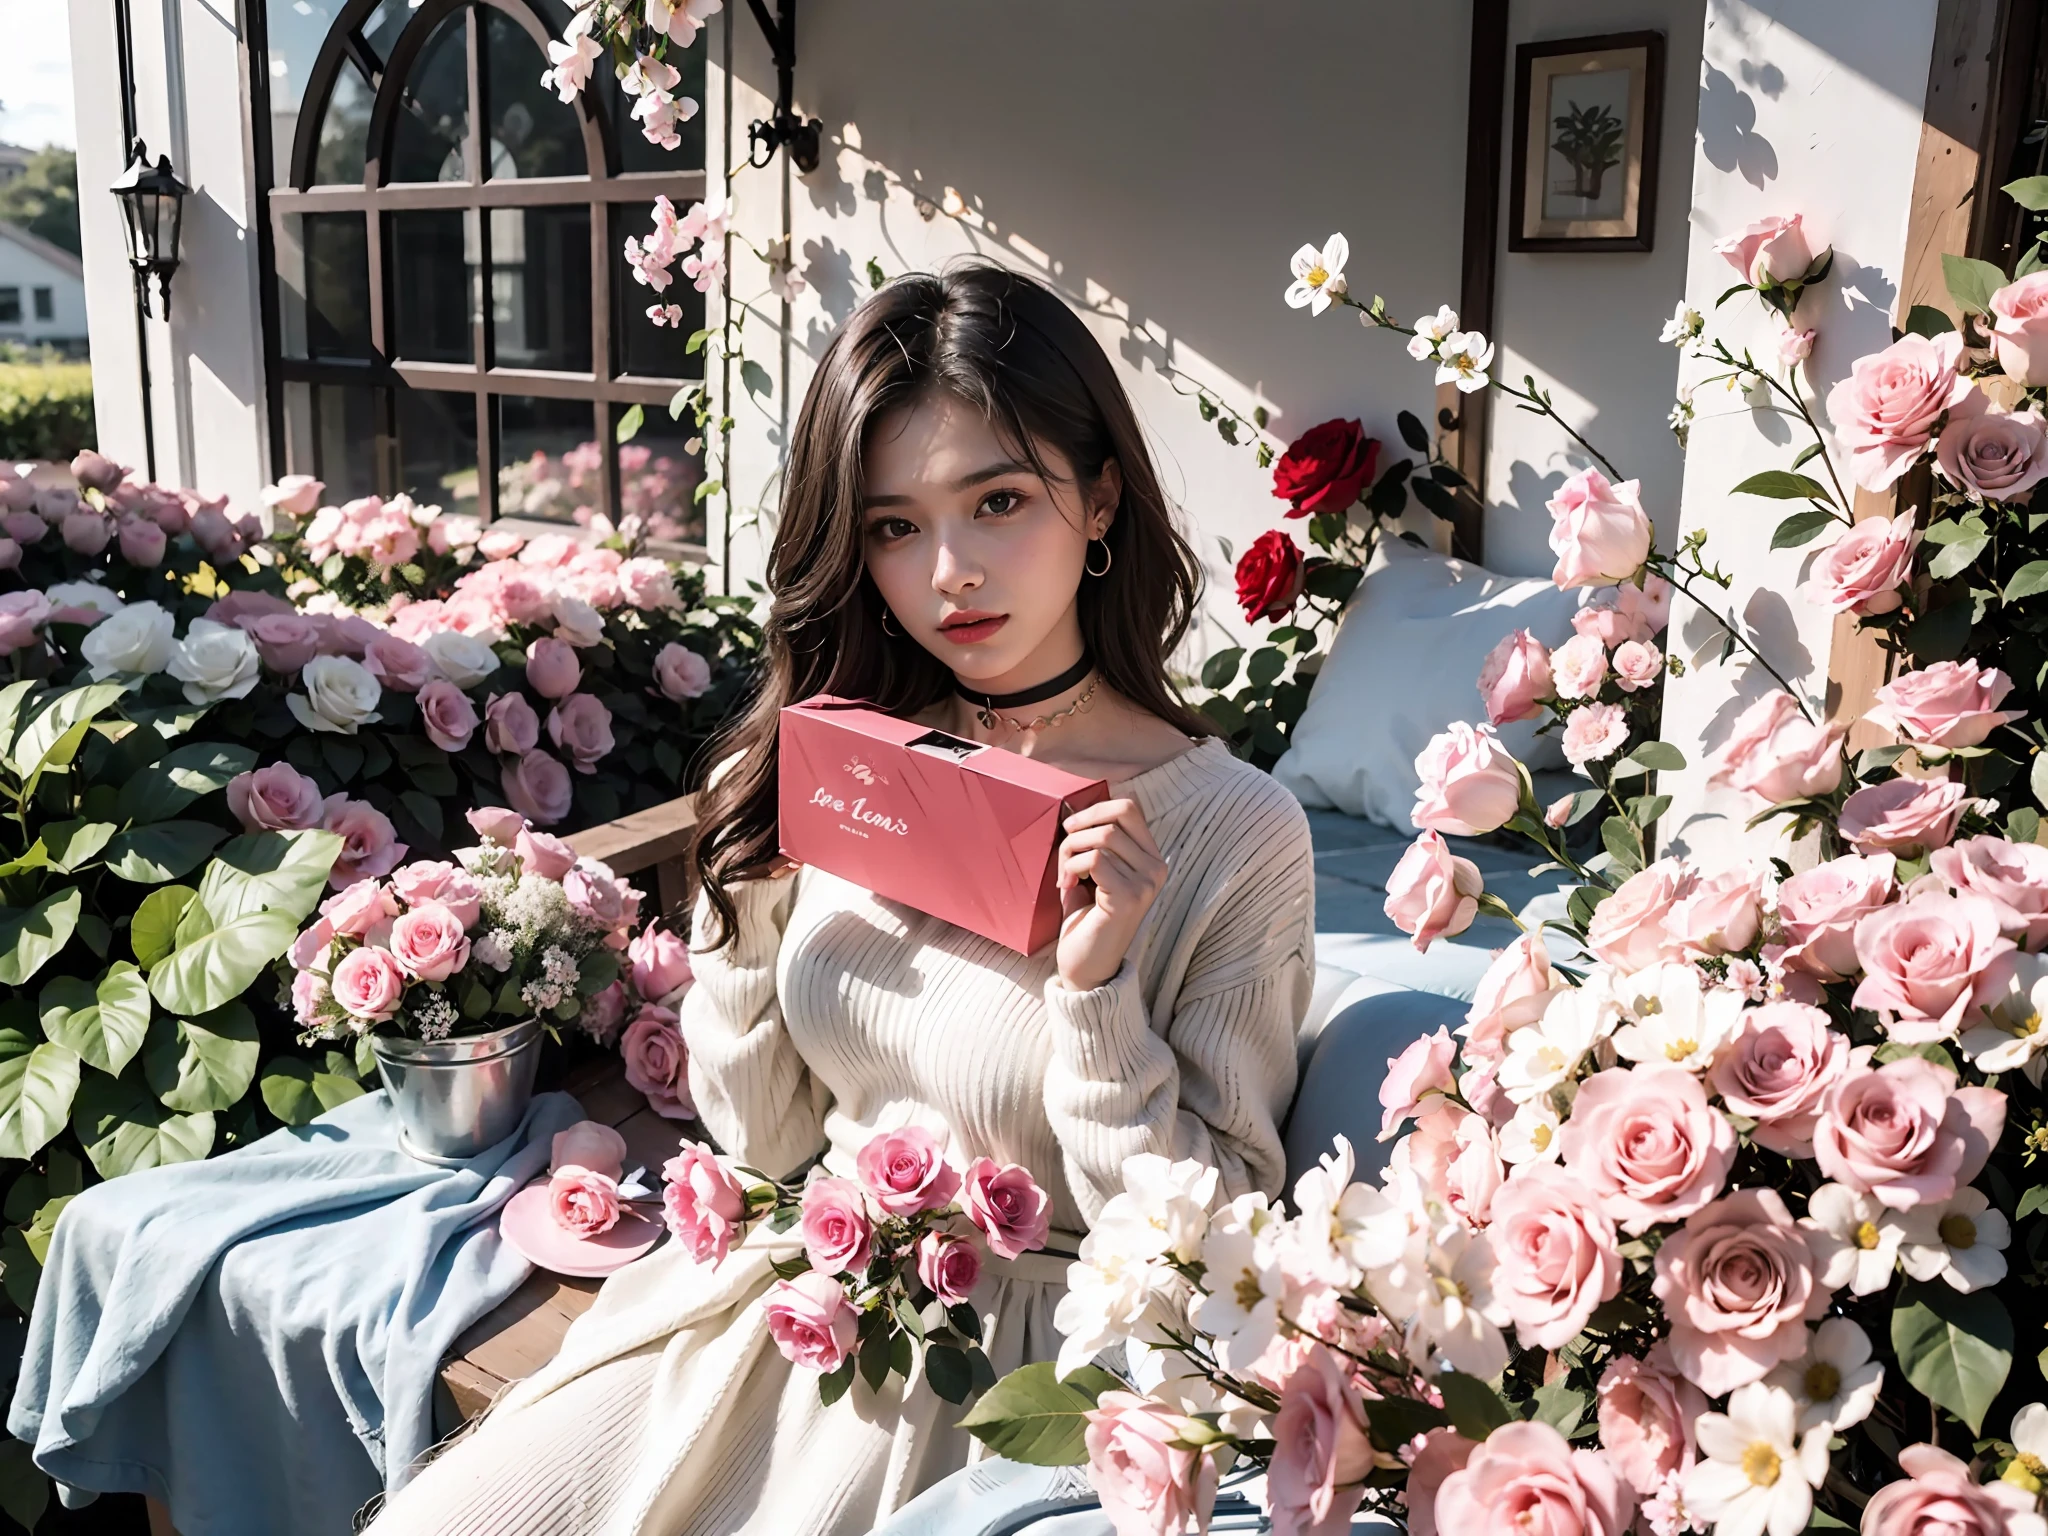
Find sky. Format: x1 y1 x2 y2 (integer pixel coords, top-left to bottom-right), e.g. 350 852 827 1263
0 1 76 151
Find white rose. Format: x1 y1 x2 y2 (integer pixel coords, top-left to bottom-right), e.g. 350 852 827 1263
44 580 124 619
166 618 261 705
552 596 606 649
288 653 383 735
80 600 176 678
422 630 501 689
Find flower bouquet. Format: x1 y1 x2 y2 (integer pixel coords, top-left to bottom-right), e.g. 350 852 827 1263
659 1126 1053 1405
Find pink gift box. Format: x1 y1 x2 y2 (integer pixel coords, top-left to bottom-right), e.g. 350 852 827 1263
778 697 1110 954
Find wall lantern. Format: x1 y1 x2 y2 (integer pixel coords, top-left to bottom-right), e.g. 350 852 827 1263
110 139 189 318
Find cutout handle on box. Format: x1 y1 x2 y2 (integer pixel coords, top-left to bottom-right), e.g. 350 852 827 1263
907 729 986 761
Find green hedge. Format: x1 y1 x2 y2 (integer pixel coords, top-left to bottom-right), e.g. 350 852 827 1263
0 363 94 462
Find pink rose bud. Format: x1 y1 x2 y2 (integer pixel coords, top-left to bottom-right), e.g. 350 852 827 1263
661 1141 749 1263
547 693 615 774
226 762 326 832
1545 467 1653 589
389 860 483 926
320 878 400 939
484 691 541 755
117 515 166 567
1713 212 1812 286
1775 319 1816 367
417 678 479 753
515 827 577 879
915 1231 983 1306
1543 794 1574 829
330 945 407 1022
3 512 45 546
262 474 326 518
622 1005 692 1119
763 1272 858 1373
1461 932 1560 1067
69 450 127 493
1611 640 1662 691
1378 1026 1457 1141
854 1126 962 1215
961 1158 1052 1260
629 924 694 1000
464 805 527 845
550 1120 627 1181
1707 691 1845 803
547 1165 621 1237
1990 269 2048 386
1586 859 1694 972
1827 332 1973 492
61 511 111 556
363 633 435 693
578 980 630 1045
322 793 408 888
0 539 21 572
1411 722 1522 838
0 590 51 653
244 612 323 673
524 636 581 699
1865 660 2026 750
798 1177 873 1275
1476 629 1552 724
654 642 712 701
502 749 574 826
1384 831 1483 952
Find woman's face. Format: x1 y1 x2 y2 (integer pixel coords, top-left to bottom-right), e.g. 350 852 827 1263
861 392 1116 689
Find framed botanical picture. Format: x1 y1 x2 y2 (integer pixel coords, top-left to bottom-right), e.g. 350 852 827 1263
1509 31 1665 252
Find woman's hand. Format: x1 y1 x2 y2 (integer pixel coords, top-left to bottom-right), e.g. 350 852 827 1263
1054 798 1168 991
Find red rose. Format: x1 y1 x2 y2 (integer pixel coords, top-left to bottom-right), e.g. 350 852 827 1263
1235 530 1305 621
1272 418 1379 516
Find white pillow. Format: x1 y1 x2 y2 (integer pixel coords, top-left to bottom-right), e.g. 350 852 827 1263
1273 538 1581 828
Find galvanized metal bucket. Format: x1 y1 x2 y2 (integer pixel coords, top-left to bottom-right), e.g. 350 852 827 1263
370 1017 544 1161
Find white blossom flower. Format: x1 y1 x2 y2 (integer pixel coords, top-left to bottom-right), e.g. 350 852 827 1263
44 580 123 619
1800 1183 1906 1296
1190 1193 1287 1371
541 8 602 105
1764 1317 1883 1434
166 618 261 706
1406 305 1459 361
288 654 383 735
1610 962 1745 1073
422 630 501 689
2006 1403 2048 1495
646 0 721 46
1284 234 1349 316
1959 951 2048 1083
1379 1223 1508 1379
1435 330 1495 393
1499 1096 1564 1165
1660 300 1704 347
1668 388 1695 448
553 596 606 649
1053 1244 1184 1380
80 600 175 679
1498 979 1620 1104
1898 1185 2011 1292
1085 1153 1219 1271
1279 1135 1410 1285
1682 1382 1828 1536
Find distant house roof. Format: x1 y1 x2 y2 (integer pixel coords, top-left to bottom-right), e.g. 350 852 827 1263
0 222 82 281
0 144 32 181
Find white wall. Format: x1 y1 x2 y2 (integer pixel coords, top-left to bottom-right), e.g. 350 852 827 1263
0 234 87 345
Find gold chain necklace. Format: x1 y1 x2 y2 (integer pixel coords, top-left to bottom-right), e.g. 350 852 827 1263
980 677 1100 734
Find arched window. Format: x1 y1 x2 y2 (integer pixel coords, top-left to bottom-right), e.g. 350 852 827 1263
256 0 709 548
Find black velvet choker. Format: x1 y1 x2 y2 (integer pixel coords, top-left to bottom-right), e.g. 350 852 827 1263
953 651 1095 712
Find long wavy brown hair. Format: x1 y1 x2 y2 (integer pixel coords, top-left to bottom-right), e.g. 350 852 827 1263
689 263 1213 950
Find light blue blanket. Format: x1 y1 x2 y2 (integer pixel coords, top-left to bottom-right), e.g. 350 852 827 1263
7 1087 583 1536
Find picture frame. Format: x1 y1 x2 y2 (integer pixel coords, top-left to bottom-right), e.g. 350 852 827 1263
1509 31 1665 252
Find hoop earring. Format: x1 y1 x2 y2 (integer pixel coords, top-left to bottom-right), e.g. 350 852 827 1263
1085 538 1113 578
880 609 901 637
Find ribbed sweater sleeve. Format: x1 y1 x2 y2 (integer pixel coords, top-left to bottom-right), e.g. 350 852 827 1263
1041 768 1314 1221
679 875 830 1180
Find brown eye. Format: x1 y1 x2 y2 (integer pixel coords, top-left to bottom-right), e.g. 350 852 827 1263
979 489 1024 517
868 516 917 542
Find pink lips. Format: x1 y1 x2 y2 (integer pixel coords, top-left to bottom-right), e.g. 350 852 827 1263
937 613 1007 645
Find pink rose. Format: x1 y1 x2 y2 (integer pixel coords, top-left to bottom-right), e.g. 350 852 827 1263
417 679 479 753
1611 640 1661 691
548 1165 621 1237
1595 1344 1706 1500
618 556 680 610
547 693 615 774
1776 853 1898 979
1461 933 1560 1066
1776 320 1817 367
622 1004 692 1120
661 1140 748 1262
484 692 541 756
1432 1421 1631 1536
579 980 629 1044
516 827 577 880
331 945 406 1021
1813 1055 2006 1210
263 473 325 517
517 532 578 569
321 878 399 940
189 505 245 562
1384 832 1483 952
426 514 480 554
117 515 166 567
1083 1392 1220 1536
1477 630 1553 725
61 511 111 556
1546 468 1654 589
465 806 527 845
229 762 328 833
1867 661 2025 750
1932 835 2048 949
243 612 322 673
629 925 694 1000
799 1177 873 1275
291 969 327 1029
961 1158 1052 1259
1935 400 2048 501
525 637 581 699
855 1126 961 1215
477 527 525 560
314 613 383 659
362 633 435 693
564 863 641 939
654 642 712 701
1402 1430 1478 1536
1488 1162 1621 1348
387 900 471 982
1852 892 2016 1042
1669 861 1764 956
1860 1444 2044 1536
1707 691 1845 802
1990 269 2048 385
1379 1026 1456 1141
69 449 126 493
915 1231 983 1306
1586 860 1694 973
1827 331 1974 491
1708 1002 1851 1158
289 915 335 971
1809 512 1922 615
1267 1347 1375 1536
550 1120 627 1179
0 591 49 653
322 794 407 888
1839 777 1969 856
1402 1100 1504 1227
1 513 42 546
503 750 574 826
1561 702 1630 768
1650 1188 1828 1395
1556 1064 1736 1233
764 1272 858 1373
389 860 483 926
0 539 21 572
1714 212 1813 286
1411 723 1522 838
1549 632 1609 701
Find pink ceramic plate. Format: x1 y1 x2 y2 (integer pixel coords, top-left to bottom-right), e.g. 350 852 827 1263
499 1181 665 1277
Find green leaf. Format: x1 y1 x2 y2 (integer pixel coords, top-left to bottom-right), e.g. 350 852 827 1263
1772 509 1838 550
615 402 644 443
2019 1184 2048 1218
39 962 151 1075
10 682 126 777
70 1071 215 1179
1945 253 2012 317
131 885 196 969
1531 1377 1589 1437
1397 409 1431 453
1623 740 1687 772
1928 535 1990 582
858 1323 892 1392
1361 1391 1452 1452
1438 1371 1517 1441
2007 561 2048 604
1602 816 1645 876
148 909 301 1016
195 830 345 924
0 1417 49 1529
818 1356 856 1406
117 741 257 825
1875 1040 1960 1073
0 1031 79 1159
1731 470 1833 503
2007 175 2048 211
259 1056 366 1127
22 1192 73 1264
1892 1279 2012 1434
740 357 774 400
925 1343 973 1403
0 887 81 986
956 1361 1124 1466
103 821 227 883
38 820 114 876
1200 647 1243 691
1904 600 1975 663
1245 647 1285 689
143 1002 259 1114
1905 303 1958 337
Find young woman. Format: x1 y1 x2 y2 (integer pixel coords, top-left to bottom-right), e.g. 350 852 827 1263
370 264 1316 1535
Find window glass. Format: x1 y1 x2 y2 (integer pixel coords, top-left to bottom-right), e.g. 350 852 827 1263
389 10 470 183
491 205 590 371
496 395 602 523
291 213 373 358
394 385 479 514
264 0 345 180
610 201 703 378
313 59 374 186
358 0 415 64
484 10 585 179
612 404 705 544
597 44 705 174
0 288 25 324
389 209 474 363
313 383 383 501
31 289 52 321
